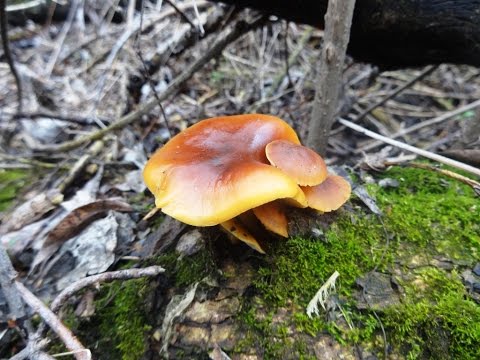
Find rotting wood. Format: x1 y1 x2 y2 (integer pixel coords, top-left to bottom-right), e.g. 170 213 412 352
211 0 480 69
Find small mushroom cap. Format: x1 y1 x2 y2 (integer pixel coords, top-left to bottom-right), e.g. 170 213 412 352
265 140 328 186
220 218 266 253
143 114 307 226
302 174 351 212
252 201 289 237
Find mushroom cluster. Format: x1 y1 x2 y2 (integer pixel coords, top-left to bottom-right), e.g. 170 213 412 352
143 114 351 253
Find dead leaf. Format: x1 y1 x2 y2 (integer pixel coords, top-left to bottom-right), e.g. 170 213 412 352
45 199 132 246
34 212 120 290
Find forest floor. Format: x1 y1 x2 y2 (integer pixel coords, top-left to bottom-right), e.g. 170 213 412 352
0 1 479 359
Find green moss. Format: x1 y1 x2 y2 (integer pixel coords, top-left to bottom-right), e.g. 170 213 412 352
94 278 152 360
0 169 29 212
373 166 480 261
240 165 480 358
152 249 214 288
384 268 480 360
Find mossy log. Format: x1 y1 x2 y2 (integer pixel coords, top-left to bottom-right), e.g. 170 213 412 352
64 165 480 360
212 0 480 69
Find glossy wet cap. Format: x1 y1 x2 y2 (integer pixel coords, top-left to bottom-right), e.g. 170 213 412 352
143 114 307 226
266 140 328 186
302 175 352 212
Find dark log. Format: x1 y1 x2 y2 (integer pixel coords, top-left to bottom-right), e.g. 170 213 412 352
211 0 480 69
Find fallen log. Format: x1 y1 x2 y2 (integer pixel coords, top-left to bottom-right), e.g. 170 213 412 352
212 0 480 69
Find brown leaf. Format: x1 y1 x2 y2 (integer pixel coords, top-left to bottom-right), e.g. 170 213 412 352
45 199 132 246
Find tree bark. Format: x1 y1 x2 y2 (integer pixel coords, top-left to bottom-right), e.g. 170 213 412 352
211 0 480 69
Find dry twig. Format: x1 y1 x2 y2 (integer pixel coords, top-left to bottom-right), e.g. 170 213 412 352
354 65 438 122
33 15 267 153
357 98 480 153
339 118 480 177
15 282 91 360
50 265 165 312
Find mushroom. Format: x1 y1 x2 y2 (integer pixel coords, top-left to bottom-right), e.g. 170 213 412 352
143 114 351 253
252 201 289 238
301 174 352 212
264 139 351 213
265 139 327 186
143 114 307 251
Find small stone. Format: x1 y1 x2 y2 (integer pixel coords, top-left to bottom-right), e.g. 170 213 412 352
175 324 210 347
210 323 238 350
184 298 240 324
314 335 356 360
461 269 477 288
473 263 480 276
378 178 399 188
222 262 254 294
209 344 232 360
406 255 429 269
473 283 480 294
176 229 205 256
429 258 454 270
355 272 400 310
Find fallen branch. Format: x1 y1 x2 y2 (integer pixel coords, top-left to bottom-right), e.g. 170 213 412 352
33 14 267 153
50 265 165 312
339 118 480 177
21 265 166 358
15 282 91 360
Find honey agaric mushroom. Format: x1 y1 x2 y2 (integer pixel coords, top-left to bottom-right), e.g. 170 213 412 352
143 114 307 233
220 218 266 254
301 175 352 212
144 113 351 253
265 140 327 186
252 201 289 238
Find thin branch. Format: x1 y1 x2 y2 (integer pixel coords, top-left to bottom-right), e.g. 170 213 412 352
135 0 172 138
0 0 23 112
50 265 165 313
44 0 80 78
339 118 480 177
56 140 104 193
33 15 267 153
356 98 480 153
307 0 356 155
164 0 198 30
15 282 91 360
11 111 112 126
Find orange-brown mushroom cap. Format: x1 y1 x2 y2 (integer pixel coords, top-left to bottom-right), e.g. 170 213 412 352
252 201 289 237
302 174 351 212
265 140 328 186
143 114 307 226
220 218 266 254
